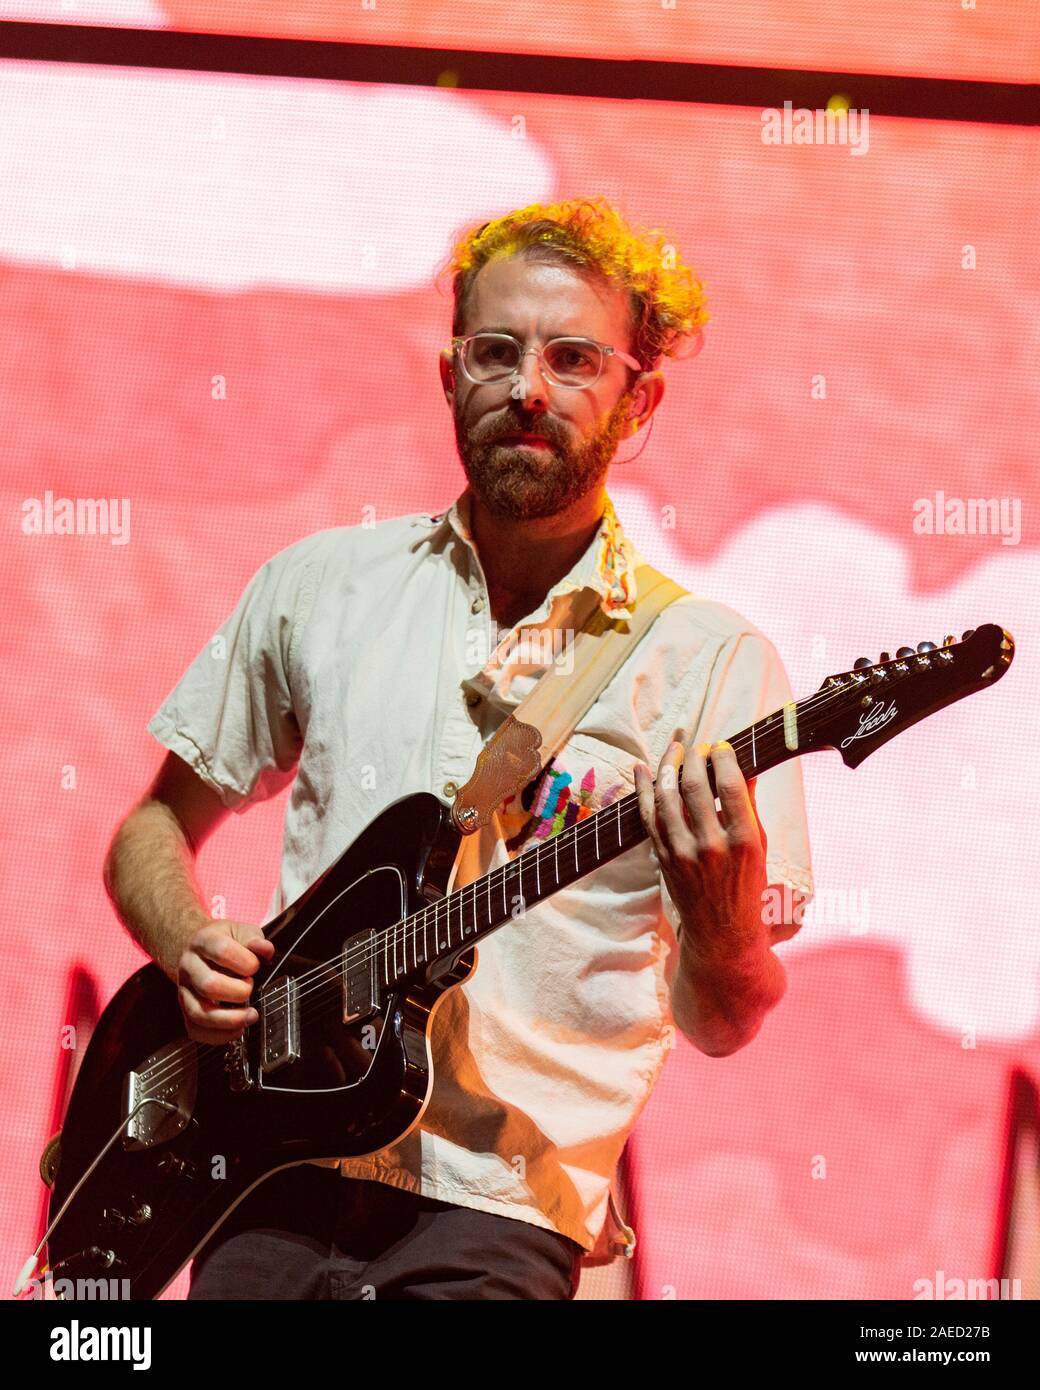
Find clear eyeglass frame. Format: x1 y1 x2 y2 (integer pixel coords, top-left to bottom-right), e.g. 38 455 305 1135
450 332 644 389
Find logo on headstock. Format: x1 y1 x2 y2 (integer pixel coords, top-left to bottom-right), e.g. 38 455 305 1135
840 699 899 749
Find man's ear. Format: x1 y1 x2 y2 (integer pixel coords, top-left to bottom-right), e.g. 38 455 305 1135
627 370 665 429
439 348 456 402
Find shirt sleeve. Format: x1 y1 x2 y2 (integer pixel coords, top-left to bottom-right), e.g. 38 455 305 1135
658 628 815 946
146 539 319 813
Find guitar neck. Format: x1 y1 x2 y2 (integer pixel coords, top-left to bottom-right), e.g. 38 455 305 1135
381 700 802 990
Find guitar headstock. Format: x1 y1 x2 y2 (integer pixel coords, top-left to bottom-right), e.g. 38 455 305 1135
807 625 1015 768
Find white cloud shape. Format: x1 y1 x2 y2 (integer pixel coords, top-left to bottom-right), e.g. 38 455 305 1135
0 62 554 290
0 3 164 21
614 486 1037 1041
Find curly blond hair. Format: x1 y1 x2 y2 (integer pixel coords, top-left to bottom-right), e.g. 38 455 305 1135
438 196 709 373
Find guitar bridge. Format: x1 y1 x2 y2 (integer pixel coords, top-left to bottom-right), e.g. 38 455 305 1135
122 1041 197 1149
261 976 300 1073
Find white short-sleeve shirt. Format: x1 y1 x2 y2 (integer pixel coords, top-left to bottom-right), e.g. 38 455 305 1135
147 487 814 1256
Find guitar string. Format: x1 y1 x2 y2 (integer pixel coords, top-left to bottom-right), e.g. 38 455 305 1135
251 670 864 997
143 659 932 1095
237 662 903 1009
143 801 663 1098
140 661 928 1095
160 635 994 1097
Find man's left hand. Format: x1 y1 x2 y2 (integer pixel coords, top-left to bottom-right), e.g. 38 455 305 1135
633 738 769 964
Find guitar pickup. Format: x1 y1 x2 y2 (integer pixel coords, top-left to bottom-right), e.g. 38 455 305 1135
261 977 300 1073
343 929 379 1023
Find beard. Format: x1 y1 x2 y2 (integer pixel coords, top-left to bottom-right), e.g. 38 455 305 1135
453 389 637 521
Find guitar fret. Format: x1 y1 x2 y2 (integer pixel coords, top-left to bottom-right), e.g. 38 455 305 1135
389 778 738 987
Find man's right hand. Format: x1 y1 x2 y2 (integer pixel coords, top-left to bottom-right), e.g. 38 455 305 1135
176 920 276 1043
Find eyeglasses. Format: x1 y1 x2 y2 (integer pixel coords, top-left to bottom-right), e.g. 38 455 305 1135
451 333 643 389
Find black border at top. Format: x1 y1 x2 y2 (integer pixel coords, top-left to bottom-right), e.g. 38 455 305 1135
0 22 1037 124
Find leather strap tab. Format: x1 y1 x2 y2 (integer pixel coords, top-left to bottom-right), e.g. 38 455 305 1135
450 715 543 834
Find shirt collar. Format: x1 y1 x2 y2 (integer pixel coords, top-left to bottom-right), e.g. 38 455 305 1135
425 485 641 621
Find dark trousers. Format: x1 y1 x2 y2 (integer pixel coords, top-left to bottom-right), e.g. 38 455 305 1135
187 1163 584 1300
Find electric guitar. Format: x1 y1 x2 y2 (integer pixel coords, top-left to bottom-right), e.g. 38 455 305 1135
28 625 1014 1299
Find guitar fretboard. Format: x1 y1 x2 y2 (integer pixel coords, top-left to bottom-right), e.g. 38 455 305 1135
378 699 805 989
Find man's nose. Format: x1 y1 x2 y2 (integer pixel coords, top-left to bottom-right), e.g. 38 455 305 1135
510 352 550 410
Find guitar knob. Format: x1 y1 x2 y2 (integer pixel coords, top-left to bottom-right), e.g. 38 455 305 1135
916 641 937 653
961 629 975 642
943 634 956 646
83 1247 117 1270
879 651 891 663
896 647 915 659
853 657 872 669
128 1200 152 1226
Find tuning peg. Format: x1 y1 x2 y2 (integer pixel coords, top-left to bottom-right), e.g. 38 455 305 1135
879 651 891 663
896 647 915 659
917 641 937 653
853 656 873 669
961 629 975 642
943 635 956 646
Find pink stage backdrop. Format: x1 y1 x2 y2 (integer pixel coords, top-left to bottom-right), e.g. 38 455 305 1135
1 2 1038 82
1 46 1035 1300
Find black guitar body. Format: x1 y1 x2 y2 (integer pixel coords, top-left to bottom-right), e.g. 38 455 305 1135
46 791 466 1300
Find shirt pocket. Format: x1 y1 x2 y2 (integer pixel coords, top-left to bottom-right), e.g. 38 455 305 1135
500 731 639 875
493 733 667 1044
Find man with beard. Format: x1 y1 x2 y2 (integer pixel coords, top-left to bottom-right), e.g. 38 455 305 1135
104 197 814 1299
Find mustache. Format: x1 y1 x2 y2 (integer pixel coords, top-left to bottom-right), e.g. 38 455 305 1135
483 418 558 444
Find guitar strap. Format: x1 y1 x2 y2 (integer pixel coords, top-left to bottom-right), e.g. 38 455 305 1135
450 561 689 1266
450 563 689 836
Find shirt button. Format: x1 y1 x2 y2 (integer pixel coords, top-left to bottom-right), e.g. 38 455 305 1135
443 780 458 798
470 594 485 613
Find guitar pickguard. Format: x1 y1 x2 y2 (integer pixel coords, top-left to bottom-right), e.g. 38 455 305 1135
256 861 408 1095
